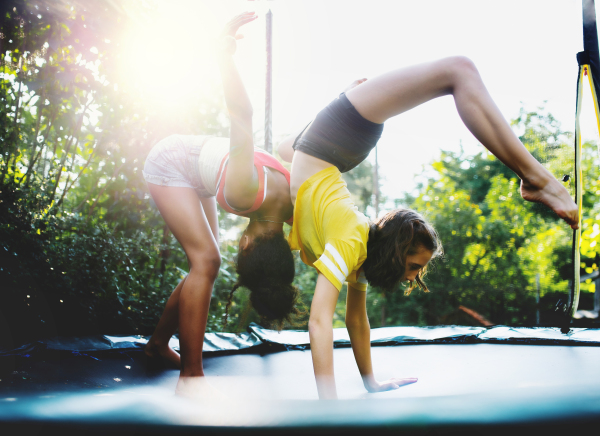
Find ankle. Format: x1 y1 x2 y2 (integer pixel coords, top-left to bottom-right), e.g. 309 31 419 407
181 369 205 378
147 337 169 351
521 168 555 190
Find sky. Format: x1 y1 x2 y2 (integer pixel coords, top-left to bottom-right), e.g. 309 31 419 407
123 0 600 213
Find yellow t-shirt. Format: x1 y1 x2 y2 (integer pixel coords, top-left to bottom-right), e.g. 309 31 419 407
288 166 369 292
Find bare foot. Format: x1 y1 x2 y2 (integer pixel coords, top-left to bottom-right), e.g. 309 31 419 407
144 339 181 369
175 376 228 401
520 176 579 229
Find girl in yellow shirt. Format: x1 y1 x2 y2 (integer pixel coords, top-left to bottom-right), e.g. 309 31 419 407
279 59 578 399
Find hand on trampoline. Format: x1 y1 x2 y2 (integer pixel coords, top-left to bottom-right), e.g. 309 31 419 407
363 377 418 393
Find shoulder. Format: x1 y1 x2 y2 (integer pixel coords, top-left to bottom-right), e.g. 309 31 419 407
323 202 369 241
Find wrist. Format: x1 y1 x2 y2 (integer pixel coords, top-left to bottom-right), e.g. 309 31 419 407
361 374 378 390
215 35 237 58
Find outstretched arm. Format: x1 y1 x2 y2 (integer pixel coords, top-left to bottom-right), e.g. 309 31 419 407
277 78 368 163
217 12 259 210
346 283 417 392
309 274 340 399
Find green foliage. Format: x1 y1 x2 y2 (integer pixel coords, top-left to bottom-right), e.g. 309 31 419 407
580 140 600 292
1 0 376 342
0 0 231 346
1 1 597 346
367 109 596 328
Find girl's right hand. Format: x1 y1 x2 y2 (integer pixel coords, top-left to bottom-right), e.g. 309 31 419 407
218 12 258 56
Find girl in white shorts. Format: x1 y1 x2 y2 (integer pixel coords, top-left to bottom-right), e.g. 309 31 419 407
142 13 303 397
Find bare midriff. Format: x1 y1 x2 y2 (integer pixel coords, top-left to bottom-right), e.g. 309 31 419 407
290 151 335 206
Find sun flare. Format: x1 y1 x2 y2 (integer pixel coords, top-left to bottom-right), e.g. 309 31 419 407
113 1 267 126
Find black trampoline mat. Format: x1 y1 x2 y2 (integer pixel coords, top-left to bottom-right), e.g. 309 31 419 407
202 344 600 400
3 343 600 399
2 342 600 435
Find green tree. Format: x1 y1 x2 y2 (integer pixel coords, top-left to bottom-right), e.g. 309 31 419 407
0 0 235 346
580 141 600 293
367 109 588 327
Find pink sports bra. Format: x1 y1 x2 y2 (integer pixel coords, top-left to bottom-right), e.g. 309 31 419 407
215 148 293 224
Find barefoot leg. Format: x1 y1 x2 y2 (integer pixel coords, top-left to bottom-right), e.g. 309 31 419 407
148 184 221 378
145 197 220 369
199 196 220 244
144 277 185 368
345 56 578 228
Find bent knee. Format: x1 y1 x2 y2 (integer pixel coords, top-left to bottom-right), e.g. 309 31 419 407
445 56 479 80
188 250 222 281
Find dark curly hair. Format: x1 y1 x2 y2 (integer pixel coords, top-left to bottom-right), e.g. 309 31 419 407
224 230 305 331
362 208 442 295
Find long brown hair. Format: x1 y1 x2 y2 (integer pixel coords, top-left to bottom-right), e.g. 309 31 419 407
224 230 305 331
363 208 442 294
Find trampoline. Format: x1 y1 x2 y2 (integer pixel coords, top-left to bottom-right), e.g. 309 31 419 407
2 325 600 435
2 1 600 435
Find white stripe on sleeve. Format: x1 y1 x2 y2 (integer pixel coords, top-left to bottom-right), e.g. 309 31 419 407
319 255 347 285
324 243 349 277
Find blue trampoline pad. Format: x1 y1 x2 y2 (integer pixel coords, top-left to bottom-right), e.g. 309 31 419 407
1 327 600 435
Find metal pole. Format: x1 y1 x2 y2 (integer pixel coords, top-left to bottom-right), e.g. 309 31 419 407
264 9 273 153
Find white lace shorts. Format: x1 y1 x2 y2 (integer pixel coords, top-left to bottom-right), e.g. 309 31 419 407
142 135 213 198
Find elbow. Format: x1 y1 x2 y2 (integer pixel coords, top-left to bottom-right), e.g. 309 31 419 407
308 315 331 337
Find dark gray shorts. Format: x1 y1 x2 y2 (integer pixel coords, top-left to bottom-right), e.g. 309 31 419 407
293 93 384 173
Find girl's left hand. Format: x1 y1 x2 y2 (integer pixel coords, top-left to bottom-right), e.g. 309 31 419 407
218 12 258 55
365 377 418 393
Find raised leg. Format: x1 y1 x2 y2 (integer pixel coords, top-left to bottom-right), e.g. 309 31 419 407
345 56 578 229
145 184 221 386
